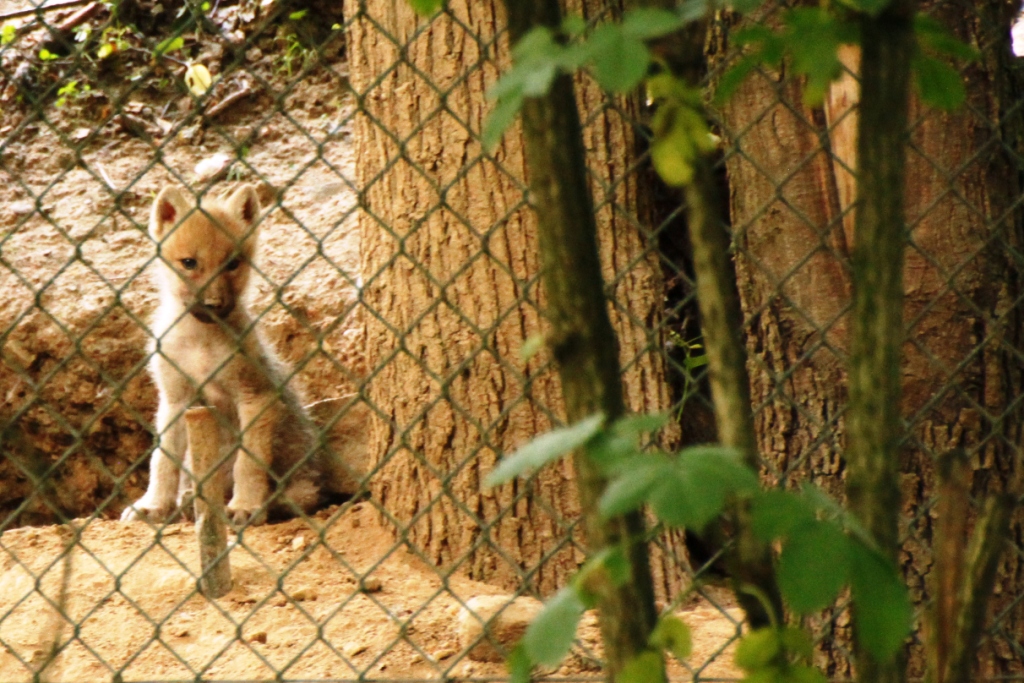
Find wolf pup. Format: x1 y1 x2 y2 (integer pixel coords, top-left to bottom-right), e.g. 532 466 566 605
121 184 320 527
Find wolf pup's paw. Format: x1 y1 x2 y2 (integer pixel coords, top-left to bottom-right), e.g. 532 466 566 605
120 496 176 523
225 501 268 528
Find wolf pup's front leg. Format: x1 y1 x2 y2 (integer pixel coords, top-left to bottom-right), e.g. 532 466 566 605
121 395 189 522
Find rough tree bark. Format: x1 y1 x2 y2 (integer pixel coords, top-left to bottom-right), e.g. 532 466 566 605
344 0 675 595
716 1 1024 677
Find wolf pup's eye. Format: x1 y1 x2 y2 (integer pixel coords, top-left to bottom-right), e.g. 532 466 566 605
226 257 241 271
181 258 198 270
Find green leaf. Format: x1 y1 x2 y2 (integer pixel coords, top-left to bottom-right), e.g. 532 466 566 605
562 15 587 38
621 8 683 40
589 24 651 93
647 446 756 530
649 615 692 660
1 23 15 45
684 353 708 370
750 490 817 541
520 61 558 97
155 35 185 56
574 547 631 606
482 92 523 151
777 521 851 613
39 48 59 61
599 458 671 518
508 644 532 683
407 0 443 15
588 431 640 473
734 628 781 672
289 9 308 19
600 546 632 586
520 333 546 362
512 26 560 62
779 627 814 662
647 468 703 527
913 54 966 110
784 8 848 106
590 413 668 471
743 669 786 683
523 587 585 667
848 546 912 661
788 665 829 683
617 650 666 683
915 16 978 62
485 413 605 486
650 102 716 187
714 55 759 104
678 445 758 495
613 412 669 437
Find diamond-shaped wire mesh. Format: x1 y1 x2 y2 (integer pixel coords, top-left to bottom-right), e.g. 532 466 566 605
0 0 1021 681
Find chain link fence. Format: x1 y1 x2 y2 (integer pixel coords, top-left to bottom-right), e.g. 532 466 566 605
0 0 1021 681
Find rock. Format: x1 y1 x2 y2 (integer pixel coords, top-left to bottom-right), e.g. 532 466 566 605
194 153 233 183
431 647 455 661
458 595 544 663
10 200 34 216
360 576 382 593
249 630 268 644
344 642 367 657
291 535 307 551
291 586 317 601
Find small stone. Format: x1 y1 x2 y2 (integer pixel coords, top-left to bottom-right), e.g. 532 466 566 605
270 595 287 607
292 586 317 601
291 535 307 551
72 128 90 141
10 200 33 216
249 630 268 644
170 626 190 638
360 577 382 593
194 152 232 182
344 642 367 657
458 595 545 663
431 647 455 661
246 47 263 62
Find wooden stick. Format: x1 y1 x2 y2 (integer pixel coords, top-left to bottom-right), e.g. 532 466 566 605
54 1 100 33
204 85 257 120
185 407 232 599
0 0 93 22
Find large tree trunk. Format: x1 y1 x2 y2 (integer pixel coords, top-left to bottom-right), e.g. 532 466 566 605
717 2 1024 677
344 0 674 595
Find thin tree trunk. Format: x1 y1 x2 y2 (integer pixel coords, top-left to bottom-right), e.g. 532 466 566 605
685 157 782 627
846 4 915 682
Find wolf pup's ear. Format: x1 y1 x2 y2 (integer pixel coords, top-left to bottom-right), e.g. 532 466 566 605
225 184 261 234
150 186 193 241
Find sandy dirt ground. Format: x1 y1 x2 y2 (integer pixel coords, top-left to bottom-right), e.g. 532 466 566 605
0 504 744 682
